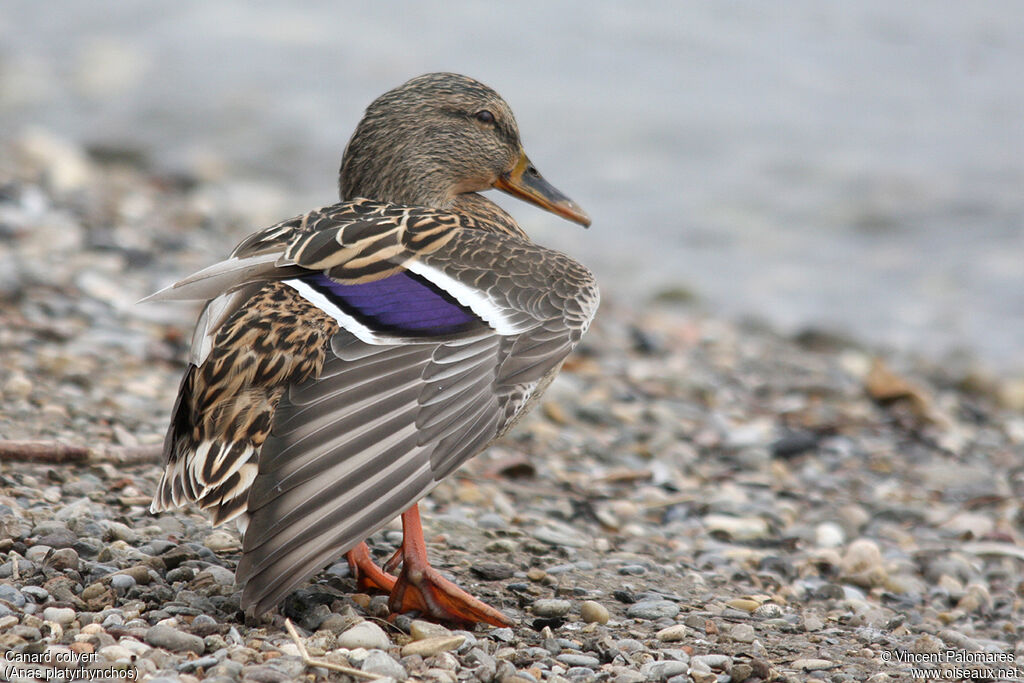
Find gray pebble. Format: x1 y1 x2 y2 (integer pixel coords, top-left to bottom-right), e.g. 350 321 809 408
362 650 407 679
640 659 689 680
466 648 497 680
337 621 391 650
565 667 597 679
0 584 26 607
35 529 78 549
532 526 587 548
618 564 648 575
111 573 136 594
453 630 478 653
177 654 220 672
533 599 572 617
22 585 49 602
489 627 515 642
240 665 293 682
557 654 600 668
0 560 37 579
477 513 507 529
25 545 52 563
146 624 206 654
165 567 194 583
626 599 679 620
616 638 646 653
691 654 731 670
730 623 757 643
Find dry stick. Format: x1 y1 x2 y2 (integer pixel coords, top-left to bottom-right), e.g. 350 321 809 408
284 619 388 681
0 440 162 465
0 440 89 463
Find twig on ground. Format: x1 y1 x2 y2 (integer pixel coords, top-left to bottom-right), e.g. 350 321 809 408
0 440 89 463
0 440 162 465
284 618 387 680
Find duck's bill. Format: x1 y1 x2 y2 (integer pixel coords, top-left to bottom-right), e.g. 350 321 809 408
494 151 591 227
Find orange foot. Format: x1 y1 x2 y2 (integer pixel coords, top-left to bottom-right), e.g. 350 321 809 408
345 504 512 627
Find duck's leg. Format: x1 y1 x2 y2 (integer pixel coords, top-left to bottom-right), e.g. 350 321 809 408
387 504 513 627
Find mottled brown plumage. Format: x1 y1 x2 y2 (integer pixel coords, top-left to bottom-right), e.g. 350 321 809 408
148 73 598 623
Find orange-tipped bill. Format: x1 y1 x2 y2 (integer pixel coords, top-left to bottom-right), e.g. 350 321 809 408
494 151 591 227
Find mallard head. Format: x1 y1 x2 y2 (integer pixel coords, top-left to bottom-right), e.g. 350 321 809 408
339 72 589 227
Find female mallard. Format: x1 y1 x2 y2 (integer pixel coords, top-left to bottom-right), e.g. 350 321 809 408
148 73 599 626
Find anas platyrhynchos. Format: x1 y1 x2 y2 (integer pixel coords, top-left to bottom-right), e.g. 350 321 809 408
148 72 599 626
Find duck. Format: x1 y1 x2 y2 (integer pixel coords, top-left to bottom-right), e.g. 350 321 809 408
147 72 599 627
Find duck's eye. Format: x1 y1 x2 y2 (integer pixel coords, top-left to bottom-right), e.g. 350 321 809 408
475 110 495 125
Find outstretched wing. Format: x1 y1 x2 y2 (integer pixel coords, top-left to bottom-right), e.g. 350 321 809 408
147 199 599 615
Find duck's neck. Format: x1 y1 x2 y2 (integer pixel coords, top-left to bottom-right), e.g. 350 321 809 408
451 193 530 240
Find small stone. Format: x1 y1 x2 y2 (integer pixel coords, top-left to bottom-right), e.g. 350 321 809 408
401 635 465 657
104 521 139 543
626 599 679 620
98 644 134 662
532 526 587 548
203 531 241 553
640 659 689 680
45 548 80 571
526 568 547 582
3 372 32 399
729 623 756 643
791 658 836 671
0 585 26 607
732 663 754 682
410 620 453 640
488 627 514 643
803 615 824 632
337 621 391 650
656 624 688 642
704 514 770 541
21 586 49 603
42 606 76 625
579 600 609 624
840 539 887 588
361 649 406 679
471 562 514 581
815 522 845 548
165 567 195 583
556 654 600 668
752 603 783 618
196 565 236 586
117 565 153 585
532 599 572 618
110 574 136 594
726 598 760 612
35 529 77 549
691 654 731 670
145 625 206 654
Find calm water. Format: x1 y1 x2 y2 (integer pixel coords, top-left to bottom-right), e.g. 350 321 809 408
3 1 1022 368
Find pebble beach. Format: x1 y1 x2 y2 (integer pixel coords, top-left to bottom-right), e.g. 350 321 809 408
2 130 1024 682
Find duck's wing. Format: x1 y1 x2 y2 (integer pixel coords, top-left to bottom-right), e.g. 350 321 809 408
147 199 599 615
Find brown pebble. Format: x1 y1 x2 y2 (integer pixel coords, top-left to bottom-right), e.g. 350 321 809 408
526 568 546 582
350 593 371 609
580 600 609 624
118 565 152 585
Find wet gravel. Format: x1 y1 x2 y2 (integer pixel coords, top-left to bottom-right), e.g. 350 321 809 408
3 130 1024 682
